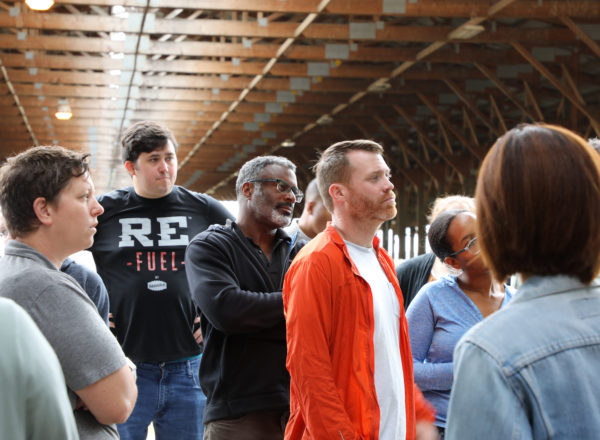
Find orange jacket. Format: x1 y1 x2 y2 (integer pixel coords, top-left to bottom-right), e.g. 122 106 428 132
283 225 435 440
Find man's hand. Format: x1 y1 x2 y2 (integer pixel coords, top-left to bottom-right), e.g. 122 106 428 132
193 316 203 344
108 312 115 329
416 420 439 440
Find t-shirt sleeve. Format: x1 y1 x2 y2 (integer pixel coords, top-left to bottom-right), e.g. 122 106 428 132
206 194 235 224
84 271 111 326
27 275 126 392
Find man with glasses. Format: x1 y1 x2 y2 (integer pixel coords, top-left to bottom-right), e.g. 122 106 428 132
185 155 304 439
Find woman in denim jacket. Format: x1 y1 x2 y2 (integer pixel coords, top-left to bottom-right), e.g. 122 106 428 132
446 124 600 439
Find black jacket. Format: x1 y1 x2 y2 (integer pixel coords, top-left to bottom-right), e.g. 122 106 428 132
185 220 303 423
395 252 436 310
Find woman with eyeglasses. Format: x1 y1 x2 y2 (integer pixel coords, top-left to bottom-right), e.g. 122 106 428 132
405 208 512 438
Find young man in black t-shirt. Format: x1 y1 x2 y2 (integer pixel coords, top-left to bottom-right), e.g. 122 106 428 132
90 121 232 440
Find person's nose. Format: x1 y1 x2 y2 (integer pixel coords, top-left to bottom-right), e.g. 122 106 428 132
284 188 296 204
158 159 169 173
384 175 394 192
90 197 104 217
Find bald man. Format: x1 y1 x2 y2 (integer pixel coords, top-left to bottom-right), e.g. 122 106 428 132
284 179 331 241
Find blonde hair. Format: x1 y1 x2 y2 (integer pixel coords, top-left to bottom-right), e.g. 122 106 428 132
428 195 475 223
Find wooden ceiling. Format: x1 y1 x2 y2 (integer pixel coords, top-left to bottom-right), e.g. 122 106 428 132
1 0 599 204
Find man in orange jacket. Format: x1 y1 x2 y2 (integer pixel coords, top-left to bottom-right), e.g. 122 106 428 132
283 140 437 440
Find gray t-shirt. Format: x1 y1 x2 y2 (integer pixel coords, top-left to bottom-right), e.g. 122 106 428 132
0 241 127 440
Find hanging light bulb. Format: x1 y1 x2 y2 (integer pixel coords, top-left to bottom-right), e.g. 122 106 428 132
25 0 54 11
55 99 72 120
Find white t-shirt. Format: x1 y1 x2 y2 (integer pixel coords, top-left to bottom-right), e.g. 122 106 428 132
345 240 406 440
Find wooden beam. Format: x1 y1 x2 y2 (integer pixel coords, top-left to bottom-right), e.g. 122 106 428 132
180 0 332 170
52 0 600 19
380 148 419 192
0 65 37 147
489 93 508 133
462 107 480 148
560 64 585 106
561 16 600 60
357 121 409 168
474 62 537 122
394 105 470 177
513 42 600 135
374 114 440 190
438 119 455 154
0 12 579 44
443 79 502 136
0 35 550 66
522 80 544 121
418 133 431 163
416 93 484 160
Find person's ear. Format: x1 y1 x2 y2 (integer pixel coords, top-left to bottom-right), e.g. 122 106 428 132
444 255 462 270
306 200 315 215
32 197 53 226
125 161 136 177
241 181 254 200
329 183 345 205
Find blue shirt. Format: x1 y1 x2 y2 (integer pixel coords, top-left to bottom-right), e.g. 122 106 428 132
446 275 600 440
406 275 512 427
61 258 110 326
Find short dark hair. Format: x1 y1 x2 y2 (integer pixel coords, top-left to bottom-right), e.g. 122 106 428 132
0 146 90 238
315 139 384 212
428 209 468 261
121 120 178 163
476 124 600 284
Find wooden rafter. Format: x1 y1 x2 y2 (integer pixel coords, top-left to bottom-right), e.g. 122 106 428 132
474 62 537 122
443 80 502 136
0 0 597 202
513 42 600 135
374 114 440 190
416 93 483 160
393 105 467 179
489 93 508 133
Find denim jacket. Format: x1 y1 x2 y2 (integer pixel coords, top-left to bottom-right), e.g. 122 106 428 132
446 275 600 439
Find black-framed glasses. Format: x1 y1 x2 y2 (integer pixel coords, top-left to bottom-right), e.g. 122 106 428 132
247 178 304 203
449 236 480 257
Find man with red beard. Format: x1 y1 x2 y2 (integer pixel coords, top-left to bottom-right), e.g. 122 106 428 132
283 140 437 440
185 156 305 440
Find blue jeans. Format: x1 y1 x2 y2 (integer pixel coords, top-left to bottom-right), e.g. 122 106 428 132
118 356 205 440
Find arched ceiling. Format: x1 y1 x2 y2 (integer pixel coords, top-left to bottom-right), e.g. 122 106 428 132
0 0 599 202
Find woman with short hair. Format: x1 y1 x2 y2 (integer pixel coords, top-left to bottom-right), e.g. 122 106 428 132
446 124 600 439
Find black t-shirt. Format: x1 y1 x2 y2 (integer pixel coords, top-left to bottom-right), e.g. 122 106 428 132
90 186 233 362
395 252 436 310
